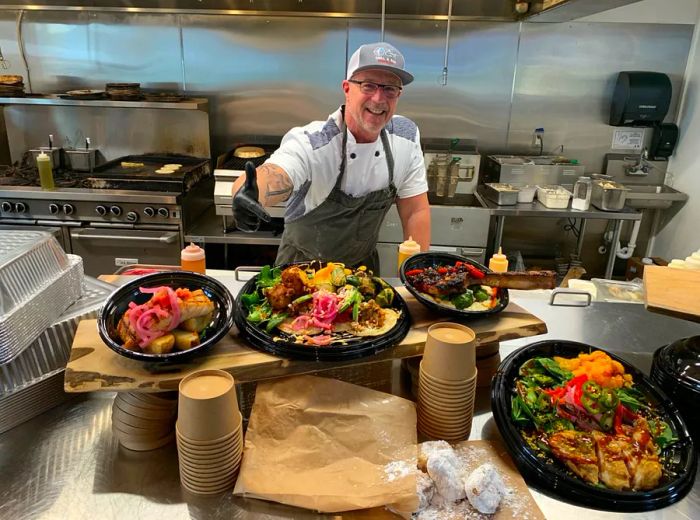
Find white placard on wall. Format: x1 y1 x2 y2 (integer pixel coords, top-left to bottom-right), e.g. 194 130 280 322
612 129 645 150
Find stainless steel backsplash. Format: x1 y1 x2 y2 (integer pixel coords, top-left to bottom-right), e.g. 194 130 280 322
0 9 693 170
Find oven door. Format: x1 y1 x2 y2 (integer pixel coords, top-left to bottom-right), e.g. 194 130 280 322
70 227 181 277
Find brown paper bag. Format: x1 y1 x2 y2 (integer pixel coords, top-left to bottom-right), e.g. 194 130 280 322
233 375 419 513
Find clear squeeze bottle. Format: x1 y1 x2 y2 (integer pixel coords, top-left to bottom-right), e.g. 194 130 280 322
181 243 206 274
398 236 421 272
489 247 509 273
37 151 55 190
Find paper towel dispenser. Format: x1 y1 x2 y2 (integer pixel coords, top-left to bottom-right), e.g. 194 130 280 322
609 72 672 127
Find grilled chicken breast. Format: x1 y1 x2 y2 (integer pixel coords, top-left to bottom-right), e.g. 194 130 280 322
592 431 632 491
548 430 599 485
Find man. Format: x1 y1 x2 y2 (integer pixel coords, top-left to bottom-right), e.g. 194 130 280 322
231 42 430 273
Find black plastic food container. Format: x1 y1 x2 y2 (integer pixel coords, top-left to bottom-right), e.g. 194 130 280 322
98 271 235 362
234 262 411 361
491 340 697 512
651 335 700 445
399 252 509 317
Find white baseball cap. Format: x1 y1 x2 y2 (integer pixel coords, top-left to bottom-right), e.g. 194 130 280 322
346 42 414 86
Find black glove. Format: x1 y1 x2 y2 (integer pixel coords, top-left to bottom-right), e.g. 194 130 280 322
232 161 272 232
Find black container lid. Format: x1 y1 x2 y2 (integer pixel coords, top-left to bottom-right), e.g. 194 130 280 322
656 335 700 392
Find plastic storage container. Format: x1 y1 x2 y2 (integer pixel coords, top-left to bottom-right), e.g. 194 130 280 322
398 236 421 271
513 184 537 203
36 151 55 190
572 176 592 211
536 185 572 209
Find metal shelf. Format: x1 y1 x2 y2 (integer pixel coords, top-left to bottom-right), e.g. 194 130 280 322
0 96 208 111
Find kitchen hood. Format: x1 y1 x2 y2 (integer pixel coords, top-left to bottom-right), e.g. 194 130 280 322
0 0 645 22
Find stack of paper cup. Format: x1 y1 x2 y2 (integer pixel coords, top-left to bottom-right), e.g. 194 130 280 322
417 323 478 442
176 369 243 495
111 392 178 451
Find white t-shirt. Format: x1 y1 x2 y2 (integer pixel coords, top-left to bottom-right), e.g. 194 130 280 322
266 107 428 222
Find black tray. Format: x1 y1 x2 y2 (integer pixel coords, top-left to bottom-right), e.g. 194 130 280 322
491 340 697 512
234 261 411 361
399 252 509 317
98 271 235 363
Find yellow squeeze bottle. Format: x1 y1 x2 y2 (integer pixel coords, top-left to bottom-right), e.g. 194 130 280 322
37 151 55 190
398 236 421 271
181 243 206 274
489 247 509 273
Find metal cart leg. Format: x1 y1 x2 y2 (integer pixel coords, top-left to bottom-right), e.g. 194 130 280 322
576 218 587 258
605 220 623 279
494 216 505 252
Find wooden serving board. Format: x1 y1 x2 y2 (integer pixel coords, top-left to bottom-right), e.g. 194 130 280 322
64 288 546 393
644 265 700 323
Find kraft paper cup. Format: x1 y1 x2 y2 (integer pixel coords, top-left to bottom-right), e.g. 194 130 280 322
118 431 175 451
418 418 472 438
421 323 476 381
181 478 236 495
418 389 474 412
177 436 241 458
113 419 173 439
177 369 240 441
418 403 473 426
117 392 176 411
179 451 241 472
418 374 477 400
112 404 174 429
131 391 178 406
420 361 478 387
175 417 242 446
115 396 177 420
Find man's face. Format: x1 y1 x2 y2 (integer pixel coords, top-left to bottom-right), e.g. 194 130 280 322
342 69 402 142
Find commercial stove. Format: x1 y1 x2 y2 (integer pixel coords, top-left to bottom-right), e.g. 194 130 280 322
0 155 211 276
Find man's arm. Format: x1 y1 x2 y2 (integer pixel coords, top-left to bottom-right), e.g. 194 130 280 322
231 163 294 207
396 193 430 251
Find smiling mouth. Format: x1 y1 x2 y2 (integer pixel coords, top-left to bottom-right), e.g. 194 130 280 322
365 107 386 116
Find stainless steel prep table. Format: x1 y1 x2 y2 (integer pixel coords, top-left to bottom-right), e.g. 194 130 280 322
1 281 698 520
476 187 642 279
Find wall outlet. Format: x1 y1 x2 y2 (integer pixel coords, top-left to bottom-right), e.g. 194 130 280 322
531 128 544 149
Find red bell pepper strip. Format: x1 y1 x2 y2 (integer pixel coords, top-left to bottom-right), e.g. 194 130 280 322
613 402 639 435
437 267 448 274
465 263 485 279
405 269 424 277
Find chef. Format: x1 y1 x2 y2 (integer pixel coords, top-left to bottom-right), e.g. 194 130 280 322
231 42 430 273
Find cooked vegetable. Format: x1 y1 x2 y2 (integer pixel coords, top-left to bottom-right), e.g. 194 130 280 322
148 333 175 354
451 291 474 310
358 276 377 299
338 287 361 313
473 287 490 302
179 313 212 332
246 300 272 324
172 329 200 350
256 265 282 289
330 266 346 287
265 312 288 333
375 288 394 308
346 275 360 287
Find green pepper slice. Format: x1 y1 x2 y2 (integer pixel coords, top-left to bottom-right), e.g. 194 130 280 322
581 393 601 415
599 410 615 432
599 388 619 410
291 293 313 305
582 380 602 400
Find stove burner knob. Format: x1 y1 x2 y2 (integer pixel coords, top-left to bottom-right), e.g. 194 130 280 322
110 205 122 217
95 205 107 216
157 207 169 218
62 204 75 216
1 201 13 213
14 202 27 214
143 206 155 218
126 211 139 223
49 203 60 214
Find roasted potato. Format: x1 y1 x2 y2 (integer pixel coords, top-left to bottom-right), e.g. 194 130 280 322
145 333 175 354
179 312 212 332
172 329 200 350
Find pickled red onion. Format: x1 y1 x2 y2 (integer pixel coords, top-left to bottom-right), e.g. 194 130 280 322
291 315 312 331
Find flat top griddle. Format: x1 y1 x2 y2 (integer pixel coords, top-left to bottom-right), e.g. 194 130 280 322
83 154 211 192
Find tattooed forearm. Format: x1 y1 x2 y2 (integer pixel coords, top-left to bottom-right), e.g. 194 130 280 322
260 164 294 206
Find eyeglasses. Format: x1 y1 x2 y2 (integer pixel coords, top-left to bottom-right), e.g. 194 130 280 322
348 79 402 99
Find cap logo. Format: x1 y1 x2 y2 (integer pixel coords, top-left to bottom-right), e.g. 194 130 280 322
373 46 398 65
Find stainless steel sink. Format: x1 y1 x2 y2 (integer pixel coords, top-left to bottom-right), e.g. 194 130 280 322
624 184 688 209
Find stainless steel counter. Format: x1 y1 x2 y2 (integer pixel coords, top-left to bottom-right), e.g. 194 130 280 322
475 188 642 279
1 281 698 520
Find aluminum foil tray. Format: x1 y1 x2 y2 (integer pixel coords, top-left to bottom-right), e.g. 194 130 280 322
0 276 115 394
0 369 70 434
0 255 84 365
0 231 71 315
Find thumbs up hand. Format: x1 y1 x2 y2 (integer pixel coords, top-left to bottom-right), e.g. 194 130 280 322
232 161 272 232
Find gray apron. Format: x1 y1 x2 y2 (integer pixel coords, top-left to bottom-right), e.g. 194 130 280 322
275 114 396 273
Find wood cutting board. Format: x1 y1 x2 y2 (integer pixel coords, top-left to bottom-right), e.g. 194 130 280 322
64 287 546 393
644 265 700 323
342 439 545 519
